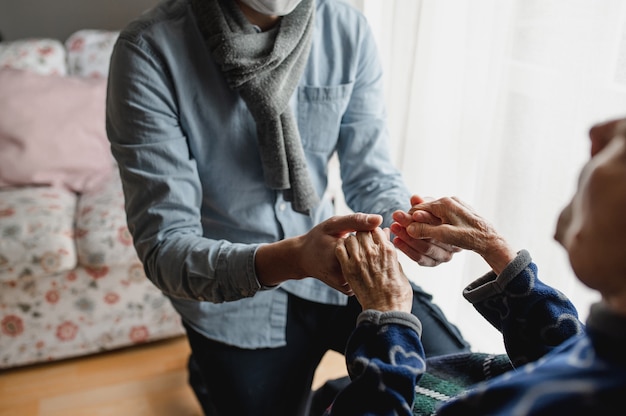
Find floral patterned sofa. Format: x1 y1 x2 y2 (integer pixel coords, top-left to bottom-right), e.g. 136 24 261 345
0 30 184 370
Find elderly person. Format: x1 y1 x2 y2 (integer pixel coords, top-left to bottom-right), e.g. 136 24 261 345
325 118 626 415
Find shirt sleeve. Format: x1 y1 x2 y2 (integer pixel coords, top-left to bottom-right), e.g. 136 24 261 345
463 249 583 366
106 35 263 303
325 310 424 416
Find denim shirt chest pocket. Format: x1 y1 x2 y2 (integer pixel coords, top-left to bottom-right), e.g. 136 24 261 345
296 82 354 154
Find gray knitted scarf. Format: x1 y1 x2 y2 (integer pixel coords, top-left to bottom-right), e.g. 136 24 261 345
191 0 319 215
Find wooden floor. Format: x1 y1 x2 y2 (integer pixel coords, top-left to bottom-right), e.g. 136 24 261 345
0 336 347 416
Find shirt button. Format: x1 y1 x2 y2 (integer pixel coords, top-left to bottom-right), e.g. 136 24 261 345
279 203 286 211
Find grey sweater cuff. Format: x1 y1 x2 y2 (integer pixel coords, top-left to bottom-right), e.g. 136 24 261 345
357 310 423 338
462 249 533 304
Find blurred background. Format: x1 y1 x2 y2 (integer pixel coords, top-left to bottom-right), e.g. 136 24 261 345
351 0 626 353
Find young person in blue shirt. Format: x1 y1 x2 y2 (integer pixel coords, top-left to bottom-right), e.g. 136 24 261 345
105 0 470 414
325 117 626 415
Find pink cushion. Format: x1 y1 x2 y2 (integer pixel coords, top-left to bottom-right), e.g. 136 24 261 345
0 68 114 193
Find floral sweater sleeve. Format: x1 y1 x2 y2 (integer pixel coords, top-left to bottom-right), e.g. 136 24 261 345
325 310 425 416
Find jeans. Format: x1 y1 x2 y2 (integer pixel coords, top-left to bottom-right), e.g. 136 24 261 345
184 283 469 416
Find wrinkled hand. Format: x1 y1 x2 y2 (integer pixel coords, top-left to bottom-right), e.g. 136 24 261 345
397 196 516 275
403 197 497 252
390 195 461 267
300 213 383 296
335 227 413 312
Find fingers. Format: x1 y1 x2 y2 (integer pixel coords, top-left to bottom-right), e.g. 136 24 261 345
338 229 388 268
393 236 454 267
392 234 436 265
392 210 413 227
411 209 442 225
391 221 458 266
428 237 461 254
341 228 386 261
405 220 436 240
309 213 385 296
391 220 425 241
368 226 391 247
335 237 348 260
409 194 434 206
409 197 456 223
410 194 425 206
328 241 355 295
337 229 412 312
335 235 362 291
324 213 383 237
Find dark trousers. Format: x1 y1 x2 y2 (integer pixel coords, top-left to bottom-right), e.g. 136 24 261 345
184 283 470 416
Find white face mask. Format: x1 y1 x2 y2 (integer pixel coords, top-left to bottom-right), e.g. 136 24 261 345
239 0 303 16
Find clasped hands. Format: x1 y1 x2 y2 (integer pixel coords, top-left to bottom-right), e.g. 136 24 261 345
331 194 515 311
304 196 459 302
330 118 626 309
331 195 461 312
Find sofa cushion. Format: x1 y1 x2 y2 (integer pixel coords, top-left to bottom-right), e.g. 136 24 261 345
0 263 184 369
76 169 141 268
0 187 78 282
65 30 119 79
0 38 67 75
0 68 114 193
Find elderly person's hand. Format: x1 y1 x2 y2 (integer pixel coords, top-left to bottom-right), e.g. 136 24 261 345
335 227 413 312
390 195 461 267
394 196 517 276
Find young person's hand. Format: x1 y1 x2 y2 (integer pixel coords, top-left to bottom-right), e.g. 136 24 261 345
256 213 383 295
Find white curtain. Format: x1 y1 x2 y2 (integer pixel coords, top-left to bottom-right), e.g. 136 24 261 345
351 0 626 353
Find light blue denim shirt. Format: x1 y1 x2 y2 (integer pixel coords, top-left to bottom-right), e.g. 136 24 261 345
106 0 411 348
